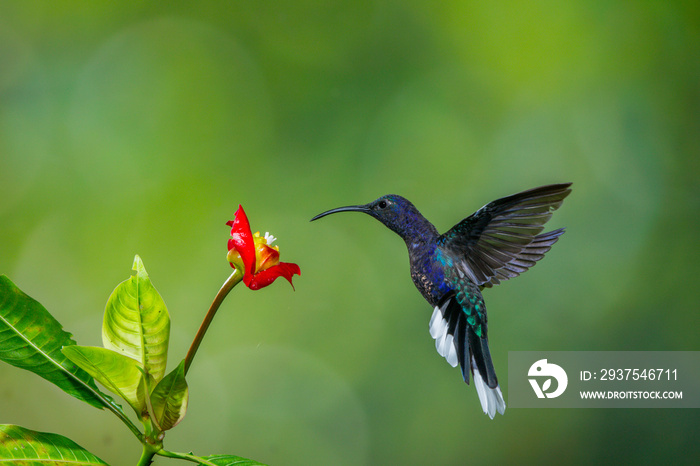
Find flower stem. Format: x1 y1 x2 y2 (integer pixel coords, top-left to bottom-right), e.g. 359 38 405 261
184 269 242 375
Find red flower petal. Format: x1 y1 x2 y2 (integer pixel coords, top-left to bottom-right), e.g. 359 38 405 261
227 205 255 282
246 262 301 290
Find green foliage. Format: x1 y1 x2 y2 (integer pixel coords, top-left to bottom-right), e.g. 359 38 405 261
62 255 172 419
150 360 189 431
0 424 108 465
0 256 269 465
62 345 150 415
102 255 170 382
0 275 108 410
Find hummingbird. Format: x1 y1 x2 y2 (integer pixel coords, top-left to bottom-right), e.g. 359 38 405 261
311 183 572 418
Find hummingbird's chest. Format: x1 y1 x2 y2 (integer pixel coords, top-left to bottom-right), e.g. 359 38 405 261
407 242 451 306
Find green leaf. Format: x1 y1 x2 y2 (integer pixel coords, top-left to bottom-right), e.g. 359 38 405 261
150 360 189 431
62 345 149 414
199 455 267 466
0 275 107 410
0 424 108 464
102 255 170 382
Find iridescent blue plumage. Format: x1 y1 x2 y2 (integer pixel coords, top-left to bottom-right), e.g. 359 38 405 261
311 183 572 419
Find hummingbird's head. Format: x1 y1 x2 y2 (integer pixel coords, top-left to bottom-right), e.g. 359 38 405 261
311 194 435 240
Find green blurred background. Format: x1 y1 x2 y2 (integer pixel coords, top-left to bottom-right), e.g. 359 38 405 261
1 1 698 465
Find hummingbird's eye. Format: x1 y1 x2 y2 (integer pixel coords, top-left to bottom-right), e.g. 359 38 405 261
378 200 388 209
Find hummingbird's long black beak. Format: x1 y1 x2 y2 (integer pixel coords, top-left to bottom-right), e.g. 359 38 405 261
310 204 370 221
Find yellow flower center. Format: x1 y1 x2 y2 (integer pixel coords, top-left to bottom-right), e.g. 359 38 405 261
252 232 280 273
227 231 280 275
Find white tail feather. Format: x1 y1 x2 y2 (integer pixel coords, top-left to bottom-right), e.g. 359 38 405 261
472 356 506 419
429 304 447 339
430 305 459 367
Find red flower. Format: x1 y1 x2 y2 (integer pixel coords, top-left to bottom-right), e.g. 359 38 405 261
226 206 300 290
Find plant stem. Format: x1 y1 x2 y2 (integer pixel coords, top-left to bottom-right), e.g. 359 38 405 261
183 269 242 375
137 443 159 466
156 449 218 465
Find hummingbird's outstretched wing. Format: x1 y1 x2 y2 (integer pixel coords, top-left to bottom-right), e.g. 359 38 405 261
438 183 572 288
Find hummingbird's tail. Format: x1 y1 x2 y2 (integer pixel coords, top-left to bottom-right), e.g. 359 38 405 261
467 326 506 419
430 297 506 419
